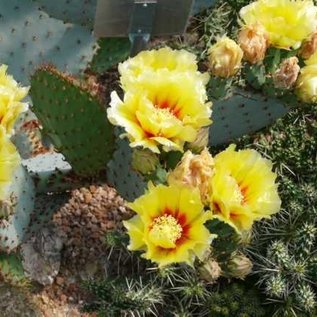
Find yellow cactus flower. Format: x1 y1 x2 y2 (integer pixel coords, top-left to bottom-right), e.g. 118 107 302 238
167 148 214 205
0 126 21 200
124 183 214 267
240 0 317 49
107 69 212 153
296 64 317 103
119 47 209 90
209 145 281 233
208 37 243 78
0 65 29 136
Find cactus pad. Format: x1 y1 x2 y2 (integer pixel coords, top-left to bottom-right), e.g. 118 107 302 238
30 66 115 177
89 38 130 73
12 109 50 159
22 152 77 193
0 166 35 252
107 129 146 201
193 0 216 14
0 0 96 84
34 0 97 28
209 91 288 146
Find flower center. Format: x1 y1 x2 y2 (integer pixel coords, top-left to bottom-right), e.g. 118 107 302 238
149 214 183 249
153 97 181 118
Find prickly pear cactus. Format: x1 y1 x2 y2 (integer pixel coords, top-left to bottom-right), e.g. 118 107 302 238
193 0 216 14
209 90 288 146
34 0 97 28
30 66 115 177
22 153 76 193
107 129 147 201
0 166 35 252
0 0 96 84
12 109 49 159
89 38 131 73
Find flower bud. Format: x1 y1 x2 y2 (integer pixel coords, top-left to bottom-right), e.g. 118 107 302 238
300 31 317 60
273 57 300 89
208 37 243 78
131 148 159 175
296 65 317 103
225 253 253 280
187 128 209 153
198 258 222 283
167 148 214 205
238 23 269 64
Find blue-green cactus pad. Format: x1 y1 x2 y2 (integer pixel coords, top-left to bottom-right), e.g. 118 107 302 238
23 152 74 193
0 0 96 84
0 166 35 252
107 129 146 201
193 0 216 14
209 91 288 146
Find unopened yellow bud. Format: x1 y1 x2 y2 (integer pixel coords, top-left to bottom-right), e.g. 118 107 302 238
208 37 243 78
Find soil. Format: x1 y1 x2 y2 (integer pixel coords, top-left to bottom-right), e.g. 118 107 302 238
21 184 132 317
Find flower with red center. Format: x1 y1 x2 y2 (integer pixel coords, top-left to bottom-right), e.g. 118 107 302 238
209 145 281 233
107 69 212 153
124 183 214 267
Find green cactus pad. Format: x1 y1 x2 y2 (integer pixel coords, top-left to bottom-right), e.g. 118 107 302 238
0 166 35 252
89 38 131 73
0 0 96 85
193 0 217 14
30 66 115 177
107 129 147 201
209 90 288 146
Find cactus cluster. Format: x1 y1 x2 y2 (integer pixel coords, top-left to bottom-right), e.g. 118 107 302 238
207 282 266 317
83 223 256 316
238 104 317 315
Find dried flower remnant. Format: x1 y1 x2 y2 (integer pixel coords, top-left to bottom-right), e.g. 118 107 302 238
168 148 214 205
273 57 300 89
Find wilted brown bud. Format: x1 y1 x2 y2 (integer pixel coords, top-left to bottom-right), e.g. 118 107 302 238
225 253 253 280
167 148 214 205
273 56 300 89
198 258 222 283
208 37 243 78
238 23 269 64
300 31 317 60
